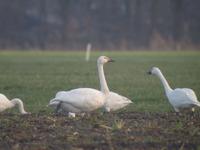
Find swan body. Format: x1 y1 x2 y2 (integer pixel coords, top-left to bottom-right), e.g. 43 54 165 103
0 93 29 114
167 88 200 112
50 90 133 114
104 92 132 112
148 67 200 112
48 56 114 117
49 88 105 113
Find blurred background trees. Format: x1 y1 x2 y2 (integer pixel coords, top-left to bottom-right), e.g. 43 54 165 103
0 0 199 50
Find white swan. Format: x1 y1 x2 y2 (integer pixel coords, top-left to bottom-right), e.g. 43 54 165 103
148 67 200 112
0 93 29 114
48 56 114 117
103 92 132 112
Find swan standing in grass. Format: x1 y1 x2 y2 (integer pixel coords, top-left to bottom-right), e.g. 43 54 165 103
0 93 29 114
148 67 200 112
48 56 114 117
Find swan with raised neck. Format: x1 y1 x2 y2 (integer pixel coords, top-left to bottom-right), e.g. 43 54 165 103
48 56 114 117
148 67 200 112
148 67 172 95
97 56 114 95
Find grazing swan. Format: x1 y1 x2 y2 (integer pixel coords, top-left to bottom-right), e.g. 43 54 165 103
148 67 200 112
48 56 114 117
0 93 29 114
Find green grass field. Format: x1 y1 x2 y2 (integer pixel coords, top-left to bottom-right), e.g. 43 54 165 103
0 51 200 113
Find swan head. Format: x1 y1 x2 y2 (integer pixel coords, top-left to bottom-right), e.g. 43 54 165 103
97 56 114 65
147 67 161 75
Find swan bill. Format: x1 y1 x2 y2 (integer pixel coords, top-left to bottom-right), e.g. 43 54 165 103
147 70 152 75
108 58 115 62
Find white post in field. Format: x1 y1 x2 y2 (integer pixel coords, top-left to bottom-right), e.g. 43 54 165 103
85 43 92 62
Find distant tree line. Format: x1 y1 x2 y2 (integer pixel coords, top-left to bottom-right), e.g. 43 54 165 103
0 0 200 50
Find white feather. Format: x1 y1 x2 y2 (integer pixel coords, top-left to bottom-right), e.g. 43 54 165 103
104 92 132 112
149 67 200 112
167 88 200 110
48 56 114 116
49 88 105 112
0 93 29 114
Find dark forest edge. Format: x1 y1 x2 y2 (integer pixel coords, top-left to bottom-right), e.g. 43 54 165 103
0 0 200 50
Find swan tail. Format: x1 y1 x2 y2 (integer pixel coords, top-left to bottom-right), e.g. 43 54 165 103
125 98 133 104
194 101 200 107
48 98 61 107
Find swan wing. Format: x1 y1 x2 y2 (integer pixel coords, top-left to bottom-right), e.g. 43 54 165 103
168 88 200 107
182 88 198 99
55 91 67 98
104 92 132 111
48 91 67 108
50 88 105 112
181 88 200 105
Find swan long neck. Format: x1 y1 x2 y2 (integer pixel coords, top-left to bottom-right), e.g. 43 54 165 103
11 98 27 114
98 63 110 95
156 71 172 95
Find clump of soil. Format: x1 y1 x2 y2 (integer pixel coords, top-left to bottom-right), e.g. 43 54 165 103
0 111 200 150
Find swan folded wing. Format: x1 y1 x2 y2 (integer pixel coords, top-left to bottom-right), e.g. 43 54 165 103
182 88 200 106
169 88 199 107
48 99 60 109
51 88 105 112
55 91 67 98
182 88 198 100
49 91 72 107
105 92 132 111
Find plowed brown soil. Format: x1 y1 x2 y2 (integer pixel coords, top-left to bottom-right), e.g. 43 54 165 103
0 111 200 150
